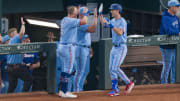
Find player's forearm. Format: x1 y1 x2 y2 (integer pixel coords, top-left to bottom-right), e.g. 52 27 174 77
87 25 97 33
19 24 25 39
33 62 40 68
87 17 97 33
80 16 88 25
100 15 105 27
19 17 25 39
113 27 124 36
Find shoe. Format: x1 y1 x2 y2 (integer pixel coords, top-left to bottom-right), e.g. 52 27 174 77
59 91 78 98
107 90 119 96
59 91 65 97
124 81 134 94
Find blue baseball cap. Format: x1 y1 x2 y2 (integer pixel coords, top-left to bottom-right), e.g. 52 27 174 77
109 3 123 13
21 34 29 41
79 7 91 15
2 35 10 43
168 0 180 7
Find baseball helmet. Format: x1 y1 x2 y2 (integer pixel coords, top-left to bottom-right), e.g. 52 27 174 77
2 35 10 43
21 34 29 41
109 3 123 13
168 0 180 7
79 7 91 15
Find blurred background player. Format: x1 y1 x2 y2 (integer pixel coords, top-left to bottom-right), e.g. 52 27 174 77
0 35 10 94
15 34 40 93
73 7 97 92
22 34 40 91
6 17 33 93
100 3 134 96
58 6 88 98
160 0 180 84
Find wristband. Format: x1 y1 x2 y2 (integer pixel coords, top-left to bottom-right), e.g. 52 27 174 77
99 12 102 15
109 23 114 28
84 13 87 16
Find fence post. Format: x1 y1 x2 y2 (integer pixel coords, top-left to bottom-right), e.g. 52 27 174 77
98 39 112 90
176 44 180 83
46 43 57 94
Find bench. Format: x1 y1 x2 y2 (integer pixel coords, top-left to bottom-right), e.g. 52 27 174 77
120 46 163 84
121 46 163 68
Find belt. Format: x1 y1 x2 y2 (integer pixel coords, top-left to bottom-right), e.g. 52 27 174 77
113 43 126 47
60 43 76 46
113 44 121 47
77 44 90 48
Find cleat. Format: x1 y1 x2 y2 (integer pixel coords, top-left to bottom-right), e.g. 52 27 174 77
107 90 119 96
59 91 78 98
124 81 134 94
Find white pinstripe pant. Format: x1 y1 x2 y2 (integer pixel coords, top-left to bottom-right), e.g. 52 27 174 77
109 45 130 85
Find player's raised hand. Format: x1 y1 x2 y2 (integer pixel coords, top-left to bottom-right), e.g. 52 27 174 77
99 3 103 15
94 8 97 17
19 17 26 39
21 17 25 25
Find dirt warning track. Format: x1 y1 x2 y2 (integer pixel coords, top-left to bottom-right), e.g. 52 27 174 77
0 84 180 101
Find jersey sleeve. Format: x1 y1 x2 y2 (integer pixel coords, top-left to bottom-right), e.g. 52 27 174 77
78 24 89 32
69 18 81 28
34 53 40 63
118 20 126 31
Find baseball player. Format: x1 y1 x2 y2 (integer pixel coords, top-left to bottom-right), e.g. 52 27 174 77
22 35 40 91
0 35 10 94
73 7 97 92
160 0 180 84
58 6 88 98
14 35 40 93
100 4 134 96
7 18 33 93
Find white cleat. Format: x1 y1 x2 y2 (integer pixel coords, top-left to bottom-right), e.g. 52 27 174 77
124 82 135 94
59 91 78 98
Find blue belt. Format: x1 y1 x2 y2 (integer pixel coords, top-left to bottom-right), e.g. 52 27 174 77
113 43 126 47
77 44 90 48
113 44 121 47
60 43 76 46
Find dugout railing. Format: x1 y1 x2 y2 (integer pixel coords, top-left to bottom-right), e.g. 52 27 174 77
0 42 56 94
98 35 180 90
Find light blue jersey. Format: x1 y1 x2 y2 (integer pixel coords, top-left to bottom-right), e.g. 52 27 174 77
108 17 131 93
76 24 91 46
7 35 22 64
60 17 80 44
73 24 91 92
58 17 81 93
111 17 127 45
